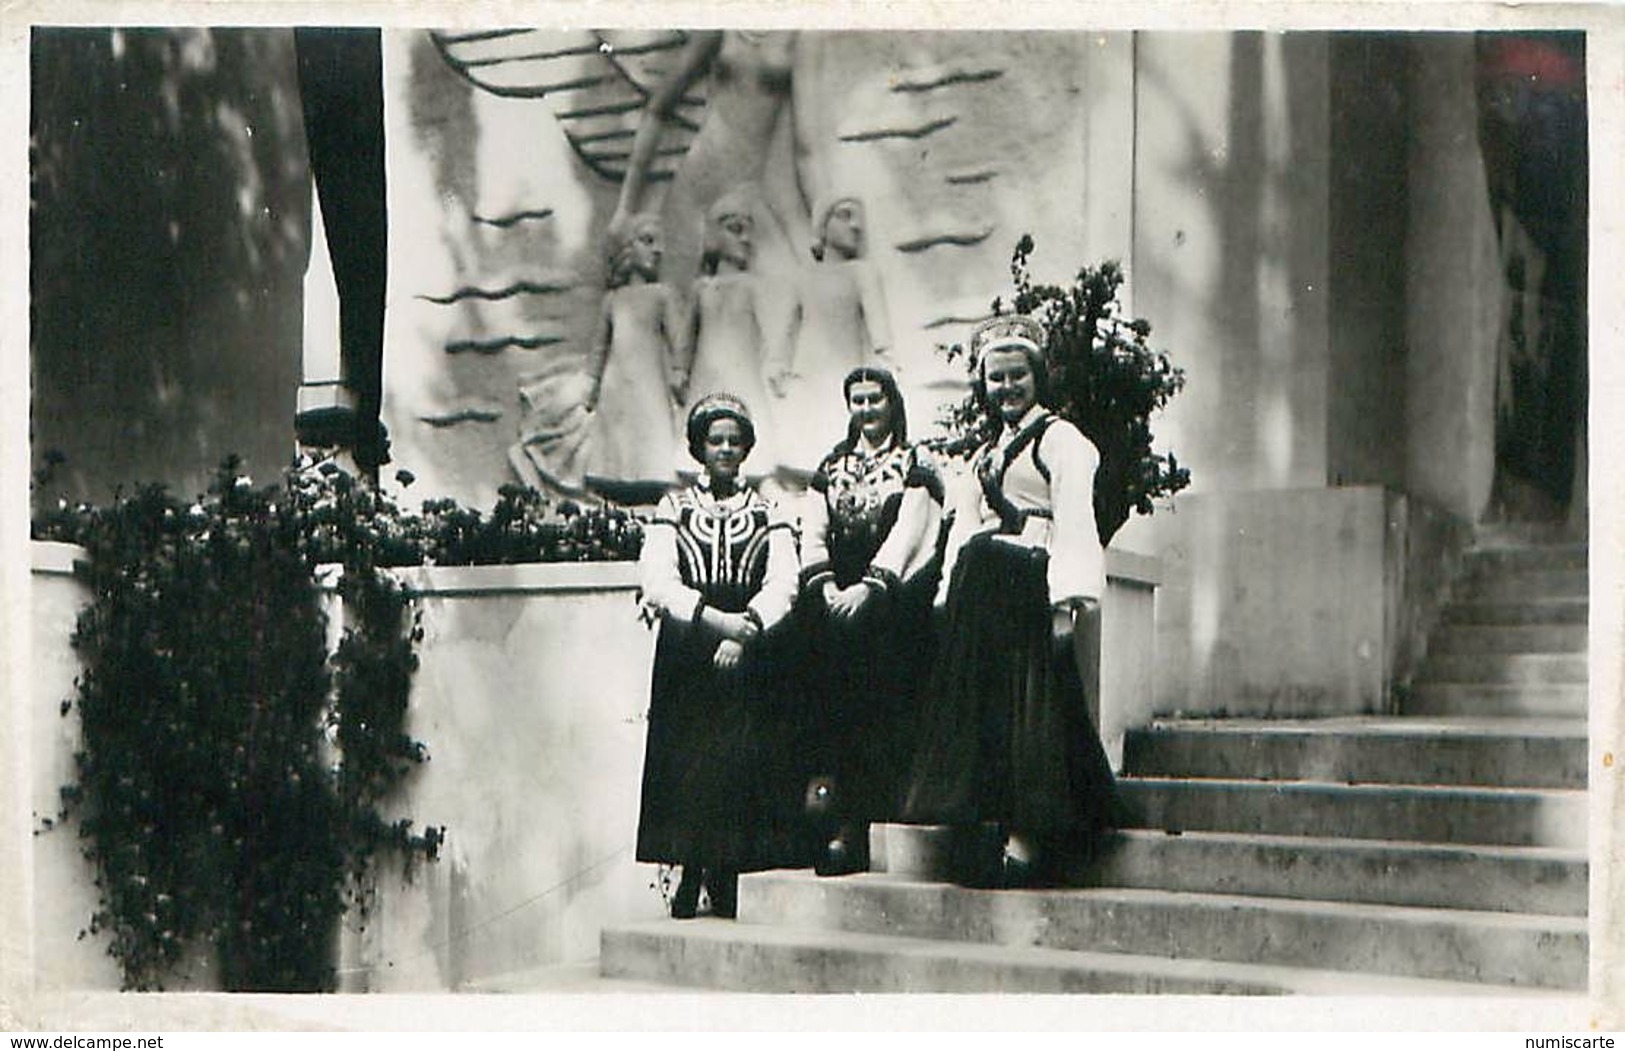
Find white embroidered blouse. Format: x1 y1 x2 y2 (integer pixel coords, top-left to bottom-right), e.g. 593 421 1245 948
937 405 1106 607
638 480 799 630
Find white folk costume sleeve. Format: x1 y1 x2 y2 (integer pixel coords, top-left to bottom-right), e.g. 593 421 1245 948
748 504 800 631
1043 421 1107 605
871 447 945 586
638 494 704 623
798 480 835 592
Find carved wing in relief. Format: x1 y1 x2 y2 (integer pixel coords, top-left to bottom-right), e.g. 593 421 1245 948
428 28 708 184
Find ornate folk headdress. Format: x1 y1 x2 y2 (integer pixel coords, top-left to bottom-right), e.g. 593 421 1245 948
970 313 1045 360
685 392 757 461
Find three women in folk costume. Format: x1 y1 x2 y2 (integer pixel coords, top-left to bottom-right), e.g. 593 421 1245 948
632 312 1120 918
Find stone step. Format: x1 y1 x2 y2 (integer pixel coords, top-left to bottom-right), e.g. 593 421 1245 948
459 958 712 994
1122 716 1585 789
1464 544 1588 574
1117 777 1586 848
1407 682 1587 718
1460 570 1589 603
1442 599 1588 626
1095 829 1588 917
1428 624 1588 655
1473 523 1583 547
599 914 1561 995
731 873 1588 989
874 823 1588 917
1416 653 1588 686
1474 522 1583 546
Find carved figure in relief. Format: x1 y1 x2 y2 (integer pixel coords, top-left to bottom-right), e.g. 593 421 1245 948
608 30 824 270
582 214 688 492
507 362 597 495
684 189 780 475
772 195 896 478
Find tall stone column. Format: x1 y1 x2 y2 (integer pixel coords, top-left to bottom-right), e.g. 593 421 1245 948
1402 34 1501 525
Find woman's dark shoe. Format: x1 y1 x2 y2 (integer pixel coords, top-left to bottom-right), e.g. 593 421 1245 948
707 869 739 919
950 823 1006 888
998 850 1034 888
815 823 871 877
999 834 1062 889
670 866 702 919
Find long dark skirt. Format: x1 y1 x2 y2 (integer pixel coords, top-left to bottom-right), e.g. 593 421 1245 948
800 570 937 822
634 617 807 870
902 533 1117 841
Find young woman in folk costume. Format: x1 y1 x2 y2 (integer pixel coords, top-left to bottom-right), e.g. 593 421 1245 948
796 366 944 875
902 314 1119 888
634 394 803 918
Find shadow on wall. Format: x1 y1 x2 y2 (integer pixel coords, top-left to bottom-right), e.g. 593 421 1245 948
380 30 621 506
1130 33 1353 715
1131 32 1329 500
30 27 311 511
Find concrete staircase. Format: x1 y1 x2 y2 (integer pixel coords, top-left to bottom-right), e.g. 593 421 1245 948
599 534 1588 994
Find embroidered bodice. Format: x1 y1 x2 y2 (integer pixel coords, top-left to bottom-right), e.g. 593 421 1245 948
640 482 797 624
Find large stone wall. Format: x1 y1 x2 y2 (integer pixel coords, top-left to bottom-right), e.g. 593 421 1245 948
379 29 1134 508
1120 32 1506 718
1150 486 1469 719
1127 31 1332 504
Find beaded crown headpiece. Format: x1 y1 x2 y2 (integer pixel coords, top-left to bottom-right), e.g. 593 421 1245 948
687 391 753 430
970 313 1045 360
685 392 755 462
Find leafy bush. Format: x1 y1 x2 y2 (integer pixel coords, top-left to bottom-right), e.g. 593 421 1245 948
937 235 1191 544
33 455 645 990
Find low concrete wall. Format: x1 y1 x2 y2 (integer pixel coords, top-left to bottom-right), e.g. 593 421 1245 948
334 560 659 992
29 543 128 993
28 541 1157 992
1383 490 1474 703
1151 485 1469 719
1099 550 1161 770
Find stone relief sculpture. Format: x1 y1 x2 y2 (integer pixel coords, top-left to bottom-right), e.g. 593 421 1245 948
606 29 820 266
683 189 781 477
431 29 708 186
772 195 896 478
580 214 687 492
507 363 595 495
425 30 1071 500
436 28 823 495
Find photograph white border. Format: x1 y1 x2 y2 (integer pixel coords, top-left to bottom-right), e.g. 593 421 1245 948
2 0 1620 1035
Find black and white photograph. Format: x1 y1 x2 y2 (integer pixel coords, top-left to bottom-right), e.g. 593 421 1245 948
4 0 1621 1035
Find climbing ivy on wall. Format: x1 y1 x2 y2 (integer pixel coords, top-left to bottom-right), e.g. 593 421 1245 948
40 459 434 991
34 456 644 991
937 235 1192 545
